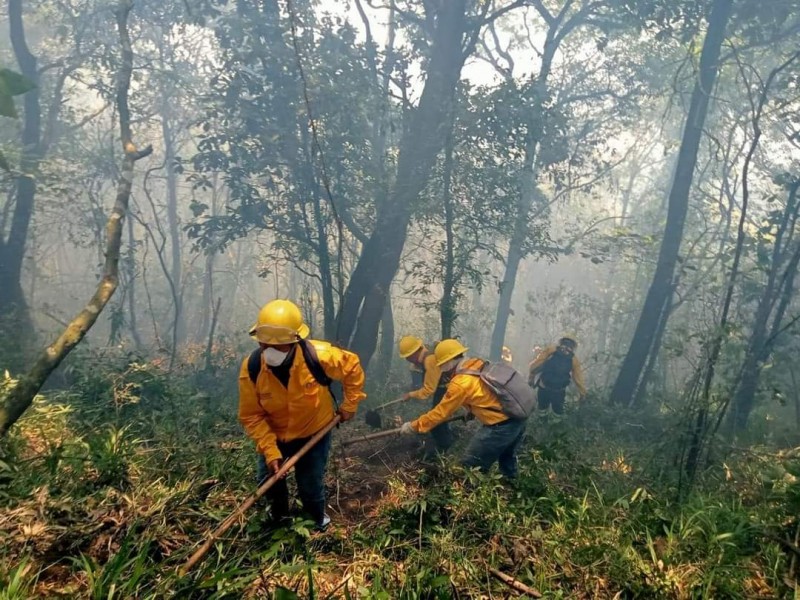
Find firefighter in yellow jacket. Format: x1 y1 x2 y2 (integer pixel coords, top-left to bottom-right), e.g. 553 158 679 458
400 340 527 479
398 336 453 456
239 300 366 529
528 334 586 414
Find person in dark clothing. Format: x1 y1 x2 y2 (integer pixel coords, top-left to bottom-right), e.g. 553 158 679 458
528 334 586 415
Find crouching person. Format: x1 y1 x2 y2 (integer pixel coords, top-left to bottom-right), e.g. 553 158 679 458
400 339 531 480
239 299 366 530
397 335 453 456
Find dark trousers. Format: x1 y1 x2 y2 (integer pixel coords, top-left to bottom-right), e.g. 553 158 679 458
427 387 453 455
461 418 526 479
255 431 332 526
537 385 566 414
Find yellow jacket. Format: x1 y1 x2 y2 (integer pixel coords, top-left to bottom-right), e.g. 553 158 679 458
407 352 443 401
528 345 586 396
411 358 508 433
238 341 366 463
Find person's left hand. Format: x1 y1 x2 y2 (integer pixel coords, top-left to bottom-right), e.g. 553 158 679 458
400 422 417 435
337 409 355 422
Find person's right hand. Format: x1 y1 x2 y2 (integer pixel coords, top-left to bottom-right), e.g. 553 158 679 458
268 459 284 478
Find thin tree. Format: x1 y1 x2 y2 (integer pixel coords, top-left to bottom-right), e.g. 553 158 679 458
0 0 153 436
1 0 42 361
610 0 734 406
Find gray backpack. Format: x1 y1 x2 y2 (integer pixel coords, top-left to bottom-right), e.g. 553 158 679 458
456 360 536 420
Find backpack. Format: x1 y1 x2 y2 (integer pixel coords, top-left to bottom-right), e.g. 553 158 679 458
540 351 573 390
456 360 536 420
247 339 338 409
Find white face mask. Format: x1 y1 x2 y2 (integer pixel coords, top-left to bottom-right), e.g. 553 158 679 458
263 347 290 367
440 358 459 373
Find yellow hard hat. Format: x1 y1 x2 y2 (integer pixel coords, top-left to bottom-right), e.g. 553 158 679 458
249 300 310 344
398 335 424 358
434 339 468 366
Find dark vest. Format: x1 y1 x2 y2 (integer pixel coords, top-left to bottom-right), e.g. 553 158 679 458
540 352 573 390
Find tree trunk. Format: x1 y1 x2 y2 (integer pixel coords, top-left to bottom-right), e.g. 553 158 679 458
440 127 456 340
161 105 185 346
0 0 152 436
489 29 559 361
310 184 336 339
125 214 143 349
730 225 800 431
610 0 733 405
335 0 470 363
0 0 41 367
631 293 672 407
373 295 395 386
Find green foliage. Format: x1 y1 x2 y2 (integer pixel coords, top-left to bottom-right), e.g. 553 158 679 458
72 535 152 600
0 355 796 598
0 557 38 600
0 68 35 172
85 425 137 489
0 68 35 119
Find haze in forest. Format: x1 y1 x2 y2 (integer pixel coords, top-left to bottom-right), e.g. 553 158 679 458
1 0 800 597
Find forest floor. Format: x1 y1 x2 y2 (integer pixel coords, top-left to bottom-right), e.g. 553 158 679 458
1 350 799 599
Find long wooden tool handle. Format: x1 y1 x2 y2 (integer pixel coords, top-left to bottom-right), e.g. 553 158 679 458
342 414 467 448
180 415 342 576
341 426 402 447
375 395 406 411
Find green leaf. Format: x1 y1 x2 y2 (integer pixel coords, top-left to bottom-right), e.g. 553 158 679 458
783 460 800 478
274 587 300 600
0 69 35 118
0 69 36 95
0 91 17 118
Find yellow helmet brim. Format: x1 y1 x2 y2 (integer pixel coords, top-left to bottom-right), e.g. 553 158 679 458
249 322 310 344
436 347 468 366
399 341 423 358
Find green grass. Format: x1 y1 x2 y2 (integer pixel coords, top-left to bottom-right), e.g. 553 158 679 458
0 349 797 598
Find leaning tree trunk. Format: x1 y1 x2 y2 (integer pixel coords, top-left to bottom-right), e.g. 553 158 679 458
0 0 153 436
610 0 733 405
0 0 41 367
336 0 471 364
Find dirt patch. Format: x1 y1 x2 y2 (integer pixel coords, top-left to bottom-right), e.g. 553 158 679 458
328 434 425 525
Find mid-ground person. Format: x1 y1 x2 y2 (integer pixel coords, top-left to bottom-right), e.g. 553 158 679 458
400 339 529 480
398 336 453 456
528 334 586 415
239 299 366 529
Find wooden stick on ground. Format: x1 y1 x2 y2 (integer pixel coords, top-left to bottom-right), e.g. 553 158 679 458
489 567 542 598
341 414 468 448
180 416 341 576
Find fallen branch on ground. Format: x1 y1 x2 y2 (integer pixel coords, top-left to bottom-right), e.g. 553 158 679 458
489 567 542 598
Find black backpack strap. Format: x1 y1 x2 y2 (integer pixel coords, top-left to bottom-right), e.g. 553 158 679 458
298 339 339 411
248 342 339 410
247 348 262 385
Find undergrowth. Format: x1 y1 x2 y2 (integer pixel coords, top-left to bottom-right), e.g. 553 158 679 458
0 349 798 598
